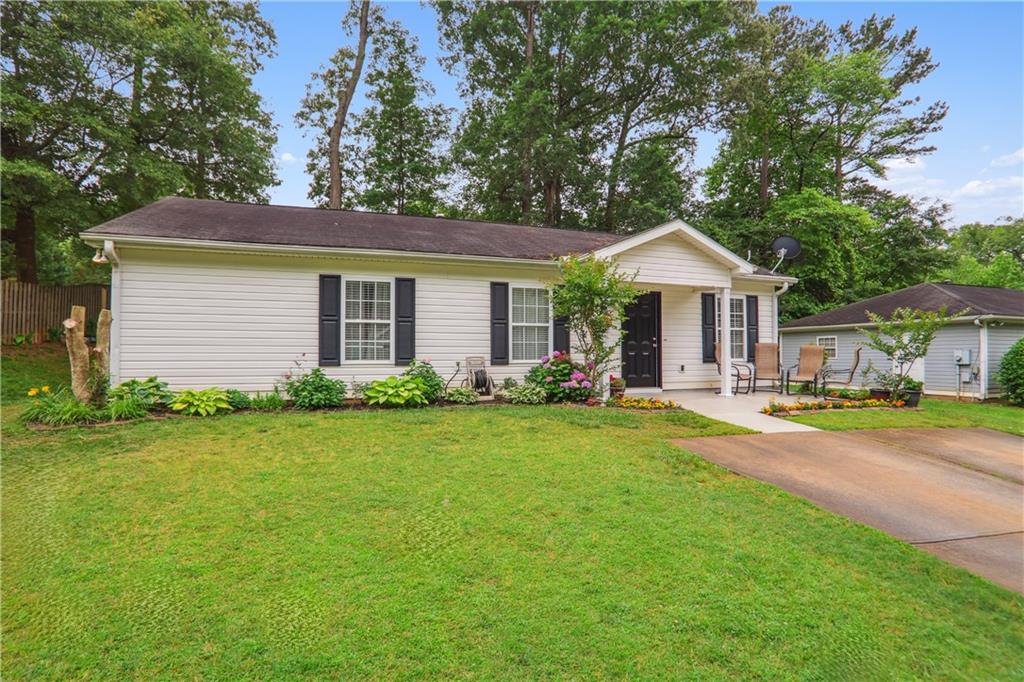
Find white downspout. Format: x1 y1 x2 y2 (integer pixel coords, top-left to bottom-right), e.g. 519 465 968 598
103 240 121 386
976 317 989 401
772 281 791 343
720 284 732 397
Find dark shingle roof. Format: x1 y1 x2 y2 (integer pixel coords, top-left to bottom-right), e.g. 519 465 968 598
82 196 627 261
782 282 1024 328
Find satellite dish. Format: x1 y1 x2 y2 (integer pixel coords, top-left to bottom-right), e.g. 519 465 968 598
770 235 801 272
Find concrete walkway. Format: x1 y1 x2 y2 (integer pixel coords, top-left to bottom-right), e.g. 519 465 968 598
629 389 817 433
678 428 1024 592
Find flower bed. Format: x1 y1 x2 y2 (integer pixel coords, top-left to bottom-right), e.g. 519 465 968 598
763 398 906 416
606 396 681 410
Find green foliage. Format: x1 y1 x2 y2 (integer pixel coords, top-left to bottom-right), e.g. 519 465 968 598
109 377 172 410
403 358 444 403
250 391 285 411
108 396 149 422
996 337 1024 406
22 387 106 426
444 387 479 404
938 252 1024 290
858 307 956 399
170 388 233 417
363 375 428 408
501 377 519 390
226 389 253 410
503 383 548 405
525 352 593 403
284 367 347 410
947 218 1024 263
550 254 641 387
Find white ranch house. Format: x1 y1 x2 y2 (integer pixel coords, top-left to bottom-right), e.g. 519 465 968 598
82 197 796 396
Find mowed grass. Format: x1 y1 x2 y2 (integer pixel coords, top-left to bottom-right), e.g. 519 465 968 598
787 398 1024 436
2 346 1023 679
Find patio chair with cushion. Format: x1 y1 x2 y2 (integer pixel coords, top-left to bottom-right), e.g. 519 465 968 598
786 345 825 396
715 343 753 395
752 342 784 394
460 356 495 396
820 346 862 395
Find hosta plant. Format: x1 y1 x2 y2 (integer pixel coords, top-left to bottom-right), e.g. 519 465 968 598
170 388 233 416
445 387 479 404
363 375 428 408
108 377 172 409
502 383 547 405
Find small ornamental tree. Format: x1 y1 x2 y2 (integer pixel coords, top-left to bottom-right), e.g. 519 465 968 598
549 255 642 391
996 337 1024 406
858 306 958 399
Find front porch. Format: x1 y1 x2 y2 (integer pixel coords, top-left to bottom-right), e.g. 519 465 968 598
626 388 819 434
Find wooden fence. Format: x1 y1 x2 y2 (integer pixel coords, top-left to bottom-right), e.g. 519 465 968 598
2 281 109 343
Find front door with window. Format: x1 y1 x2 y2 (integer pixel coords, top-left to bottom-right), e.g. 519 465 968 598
622 292 660 387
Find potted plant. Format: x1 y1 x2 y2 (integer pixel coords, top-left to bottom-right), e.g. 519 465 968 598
902 377 924 407
609 374 626 397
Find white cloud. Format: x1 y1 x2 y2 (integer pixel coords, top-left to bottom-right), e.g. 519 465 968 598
951 175 1023 198
980 144 992 153
280 152 297 164
990 148 1023 168
883 157 926 171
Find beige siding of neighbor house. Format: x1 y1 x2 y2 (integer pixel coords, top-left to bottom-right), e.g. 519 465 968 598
115 247 557 392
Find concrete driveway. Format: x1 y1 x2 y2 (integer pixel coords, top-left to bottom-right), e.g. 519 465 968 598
677 428 1024 593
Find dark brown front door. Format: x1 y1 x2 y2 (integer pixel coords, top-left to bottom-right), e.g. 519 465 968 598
622 291 660 388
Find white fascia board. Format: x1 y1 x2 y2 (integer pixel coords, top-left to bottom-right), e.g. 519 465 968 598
732 272 799 285
80 233 560 269
592 219 755 274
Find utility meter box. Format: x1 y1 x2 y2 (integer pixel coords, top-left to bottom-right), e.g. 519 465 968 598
954 349 972 366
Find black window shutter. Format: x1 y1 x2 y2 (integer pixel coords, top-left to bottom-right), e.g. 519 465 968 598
746 295 759 362
701 292 716 363
553 316 570 354
395 277 415 365
319 275 341 366
490 282 509 365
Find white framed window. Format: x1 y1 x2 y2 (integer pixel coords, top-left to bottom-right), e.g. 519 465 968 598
511 286 551 362
817 335 838 361
716 296 746 361
344 278 392 361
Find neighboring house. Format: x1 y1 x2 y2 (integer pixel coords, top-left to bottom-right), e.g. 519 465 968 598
780 283 1024 400
81 197 796 395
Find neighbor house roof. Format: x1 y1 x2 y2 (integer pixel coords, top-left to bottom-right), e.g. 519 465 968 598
81 196 628 261
782 282 1024 329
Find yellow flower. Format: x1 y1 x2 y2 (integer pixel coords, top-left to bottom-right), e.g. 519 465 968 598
27 388 38 397
41 385 50 393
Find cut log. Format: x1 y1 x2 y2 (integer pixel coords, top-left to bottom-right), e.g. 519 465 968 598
96 308 112 377
64 305 91 402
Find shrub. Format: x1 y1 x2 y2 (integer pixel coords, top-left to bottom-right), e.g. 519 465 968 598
997 337 1024 406
284 368 347 409
525 351 593 402
226 389 252 410
170 388 233 416
22 387 106 426
445 387 478 404
403 359 444 403
109 377 172 409
250 390 285 411
502 377 519 390
503 383 547 405
108 396 148 421
363 375 428 408
608 396 680 410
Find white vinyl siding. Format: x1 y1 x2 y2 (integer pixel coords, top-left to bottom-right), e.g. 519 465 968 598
615 232 731 287
511 286 550 362
344 279 392 361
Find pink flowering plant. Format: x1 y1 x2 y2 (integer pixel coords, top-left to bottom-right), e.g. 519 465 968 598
525 350 594 402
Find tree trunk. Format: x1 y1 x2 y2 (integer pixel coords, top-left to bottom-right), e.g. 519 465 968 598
64 305 91 402
519 1 537 223
329 0 371 210
602 109 634 230
96 308 112 378
13 205 38 284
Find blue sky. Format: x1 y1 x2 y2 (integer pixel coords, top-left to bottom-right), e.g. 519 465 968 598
254 1 1024 226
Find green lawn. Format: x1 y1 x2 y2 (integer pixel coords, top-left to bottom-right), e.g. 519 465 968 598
787 398 1024 436
2 345 1023 678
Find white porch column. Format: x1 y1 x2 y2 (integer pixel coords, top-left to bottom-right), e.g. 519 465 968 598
720 285 732 397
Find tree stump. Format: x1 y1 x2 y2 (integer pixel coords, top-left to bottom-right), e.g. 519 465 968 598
96 308 112 377
64 305 90 402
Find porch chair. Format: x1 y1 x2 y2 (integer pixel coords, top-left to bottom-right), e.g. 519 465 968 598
785 345 826 396
461 356 495 396
714 343 753 395
820 346 862 396
752 342 784 394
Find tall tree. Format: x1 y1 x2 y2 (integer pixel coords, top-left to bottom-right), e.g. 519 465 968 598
329 0 370 210
357 26 451 215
